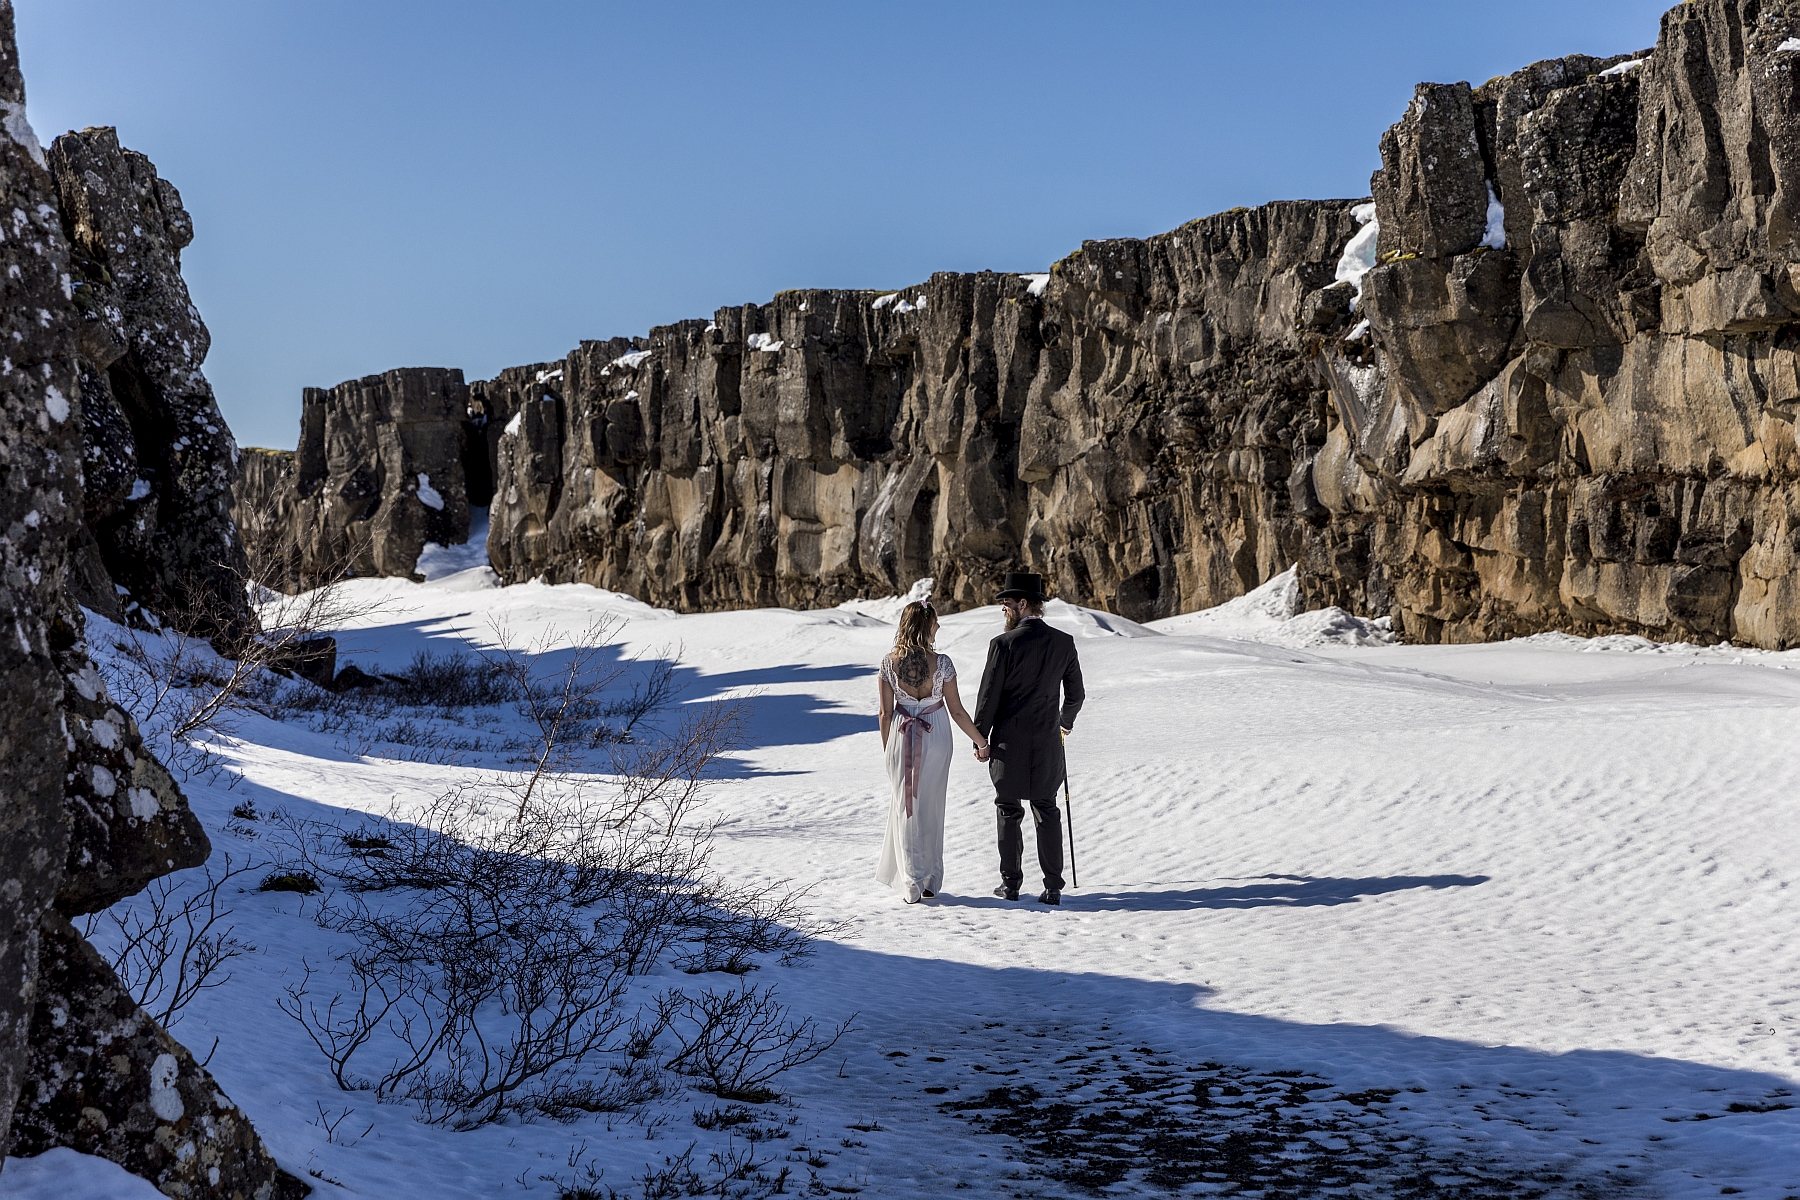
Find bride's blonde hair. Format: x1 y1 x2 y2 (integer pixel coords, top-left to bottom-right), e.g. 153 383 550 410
893 600 936 657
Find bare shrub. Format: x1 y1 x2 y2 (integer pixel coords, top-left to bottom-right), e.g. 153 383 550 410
95 530 383 779
619 1141 785 1200
273 620 839 1130
383 649 519 708
82 854 256 1028
259 870 321 894
482 616 679 812
659 985 854 1104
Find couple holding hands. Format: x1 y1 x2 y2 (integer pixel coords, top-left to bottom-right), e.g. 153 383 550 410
874 572 1086 906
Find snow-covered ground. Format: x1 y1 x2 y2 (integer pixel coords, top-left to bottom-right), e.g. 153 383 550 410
8 565 1800 1198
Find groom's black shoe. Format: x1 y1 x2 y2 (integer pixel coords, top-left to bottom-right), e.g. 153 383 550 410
994 885 1019 901
1036 890 1061 905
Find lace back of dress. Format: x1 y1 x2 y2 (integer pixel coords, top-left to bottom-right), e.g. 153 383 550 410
886 649 950 701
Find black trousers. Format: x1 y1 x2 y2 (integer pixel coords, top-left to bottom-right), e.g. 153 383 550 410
996 797 1065 892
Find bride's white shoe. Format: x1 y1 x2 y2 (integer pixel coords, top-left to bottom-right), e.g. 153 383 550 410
904 883 924 904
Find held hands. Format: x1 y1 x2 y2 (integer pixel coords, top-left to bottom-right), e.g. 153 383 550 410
973 740 991 763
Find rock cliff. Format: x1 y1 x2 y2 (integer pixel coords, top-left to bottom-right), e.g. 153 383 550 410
50 126 251 635
238 0 1800 650
0 3 301 1194
1309 0 1800 646
238 368 472 588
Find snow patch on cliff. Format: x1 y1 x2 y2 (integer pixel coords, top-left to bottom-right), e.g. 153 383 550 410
0 101 47 169
1335 204 1380 309
1481 182 1506 250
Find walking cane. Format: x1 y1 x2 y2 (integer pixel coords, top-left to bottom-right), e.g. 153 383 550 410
1061 729 1078 889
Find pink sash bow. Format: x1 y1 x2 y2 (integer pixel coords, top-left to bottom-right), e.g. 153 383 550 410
896 699 945 818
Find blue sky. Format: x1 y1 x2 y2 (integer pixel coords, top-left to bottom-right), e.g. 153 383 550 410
18 1 1669 450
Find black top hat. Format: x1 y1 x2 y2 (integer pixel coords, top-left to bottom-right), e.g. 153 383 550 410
996 571 1048 601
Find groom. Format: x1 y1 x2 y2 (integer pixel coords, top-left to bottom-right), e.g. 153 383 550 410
973 571 1085 905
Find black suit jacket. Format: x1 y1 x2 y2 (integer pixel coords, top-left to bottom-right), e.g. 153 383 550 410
973 618 1085 800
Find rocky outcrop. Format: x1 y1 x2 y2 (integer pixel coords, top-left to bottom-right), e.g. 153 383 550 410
50 616 209 916
240 369 473 587
243 0 1800 649
0 0 84 1144
1305 0 1800 646
0 4 301 1194
8 917 306 1200
49 126 251 635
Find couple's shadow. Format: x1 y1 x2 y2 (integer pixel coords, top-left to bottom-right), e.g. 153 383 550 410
925 873 1488 912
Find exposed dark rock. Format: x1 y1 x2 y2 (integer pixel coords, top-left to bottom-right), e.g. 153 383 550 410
235 368 473 587
0 8 298 1193
8 915 309 1200
330 662 386 691
0 0 83 1144
49 126 252 636
49 606 209 918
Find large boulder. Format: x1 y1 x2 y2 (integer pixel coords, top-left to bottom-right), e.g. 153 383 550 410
7 916 307 1200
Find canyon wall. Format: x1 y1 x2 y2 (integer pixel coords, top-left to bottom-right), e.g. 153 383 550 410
240 0 1800 649
0 3 301 1192
50 126 250 634
237 368 471 588
1309 0 1800 646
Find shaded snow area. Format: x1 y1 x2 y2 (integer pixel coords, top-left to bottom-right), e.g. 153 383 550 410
0 1148 166 1200
9 571 1800 1198
1150 567 1395 648
415 505 491 580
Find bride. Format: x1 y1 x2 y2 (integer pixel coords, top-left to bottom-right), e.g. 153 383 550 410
876 599 988 903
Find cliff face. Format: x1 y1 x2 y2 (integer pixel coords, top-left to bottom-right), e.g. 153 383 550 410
0 5 301 1193
49 126 251 634
1309 0 1800 646
473 206 1359 618
238 0 1800 649
0 0 85 1145
239 368 472 587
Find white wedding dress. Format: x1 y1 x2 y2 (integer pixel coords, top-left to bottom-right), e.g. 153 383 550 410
876 651 956 902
